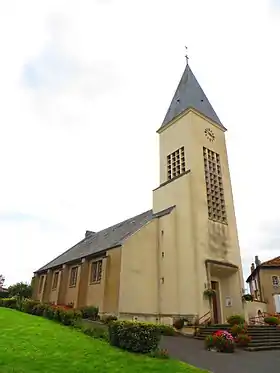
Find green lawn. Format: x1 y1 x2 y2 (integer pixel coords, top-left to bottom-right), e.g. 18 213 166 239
0 308 207 373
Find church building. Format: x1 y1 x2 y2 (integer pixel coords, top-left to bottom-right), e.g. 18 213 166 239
32 58 244 325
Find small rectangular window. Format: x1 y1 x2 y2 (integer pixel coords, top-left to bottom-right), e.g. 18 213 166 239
90 260 102 283
272 276 279 287
69 266 78 287
52 272 59 290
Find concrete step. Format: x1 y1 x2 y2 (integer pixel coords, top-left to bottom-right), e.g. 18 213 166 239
245 345 280 352
249 339 280 344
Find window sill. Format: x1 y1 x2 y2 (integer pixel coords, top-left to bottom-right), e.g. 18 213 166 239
69 285 77 288
89 281 101 285
51 288 57 291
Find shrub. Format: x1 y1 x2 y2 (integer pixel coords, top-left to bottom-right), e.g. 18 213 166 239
205 330 235 353
227 314 245 326
148 348 169 359
32 303 46 316
80 306 99 320
108 320 161 353
264 316 279 325
173 318 184 330
43 305 55 320
230 323 247 336
21 299 39 314
60 309 82 326
53 307 64 322
205 335 216 350
101 314 118 324
235 333 251 347
1 298 17 309
156 324 177 336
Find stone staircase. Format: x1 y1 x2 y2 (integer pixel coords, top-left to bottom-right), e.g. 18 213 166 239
196 325 280 351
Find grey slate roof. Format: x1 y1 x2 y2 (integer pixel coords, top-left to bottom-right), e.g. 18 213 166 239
36 206 175 273
160 64 226 130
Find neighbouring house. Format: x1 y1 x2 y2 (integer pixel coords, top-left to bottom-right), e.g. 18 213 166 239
32 57 244 325
0 287 8 297
246 255 280 315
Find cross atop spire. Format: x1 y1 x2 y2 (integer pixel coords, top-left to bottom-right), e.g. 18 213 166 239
185 46 189 65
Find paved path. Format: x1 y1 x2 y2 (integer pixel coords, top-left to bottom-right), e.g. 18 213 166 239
161 336 280 373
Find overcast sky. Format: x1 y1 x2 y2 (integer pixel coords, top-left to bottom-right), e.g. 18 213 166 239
0 0 279 287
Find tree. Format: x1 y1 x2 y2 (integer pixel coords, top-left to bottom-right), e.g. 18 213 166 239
8 282 32 300
0 274 5 288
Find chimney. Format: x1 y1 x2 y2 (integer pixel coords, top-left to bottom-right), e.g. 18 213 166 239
255 255 261 267
85 230 95 238
251 263 255 272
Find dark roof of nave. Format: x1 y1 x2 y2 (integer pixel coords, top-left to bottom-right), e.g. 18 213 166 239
160 63 226 130
36 206 175 273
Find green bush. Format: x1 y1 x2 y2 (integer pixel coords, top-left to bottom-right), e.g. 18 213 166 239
264 316 279 325
108 320 161 353
0 298 17 309
173 318 184 330
80 306 99 320
235 333 251 347
227 314 245 326
53 308 63 322
32 303 46 316
43 305 55 320
101 314 118 324
60 309 82 326
21 299 39 314
230 323 247 336
156 324 177 336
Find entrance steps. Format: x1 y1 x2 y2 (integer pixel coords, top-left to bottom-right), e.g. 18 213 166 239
196 325 280 351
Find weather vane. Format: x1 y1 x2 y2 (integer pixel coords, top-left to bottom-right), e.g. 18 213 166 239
185 46 189 65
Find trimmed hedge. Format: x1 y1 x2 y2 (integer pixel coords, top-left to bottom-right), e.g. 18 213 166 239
264 316 279 325
156 324 177 336
0 298 17 309
230 323 247 337
80 306 99 320
227 314 245 326
21 299 40 314
108 320 161 353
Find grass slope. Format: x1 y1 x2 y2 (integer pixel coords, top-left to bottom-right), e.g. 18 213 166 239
0 308 207 373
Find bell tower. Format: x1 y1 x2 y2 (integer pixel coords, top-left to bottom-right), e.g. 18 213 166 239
153 57 244 322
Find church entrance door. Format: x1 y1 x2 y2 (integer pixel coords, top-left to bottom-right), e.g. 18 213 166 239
211 281 220 324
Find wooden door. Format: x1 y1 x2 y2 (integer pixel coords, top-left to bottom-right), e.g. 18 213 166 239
211 281 219 324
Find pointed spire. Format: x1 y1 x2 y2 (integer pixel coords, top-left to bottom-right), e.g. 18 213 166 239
160 56 225 130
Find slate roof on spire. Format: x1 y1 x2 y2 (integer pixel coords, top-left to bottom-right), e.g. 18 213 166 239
160 64 226 130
